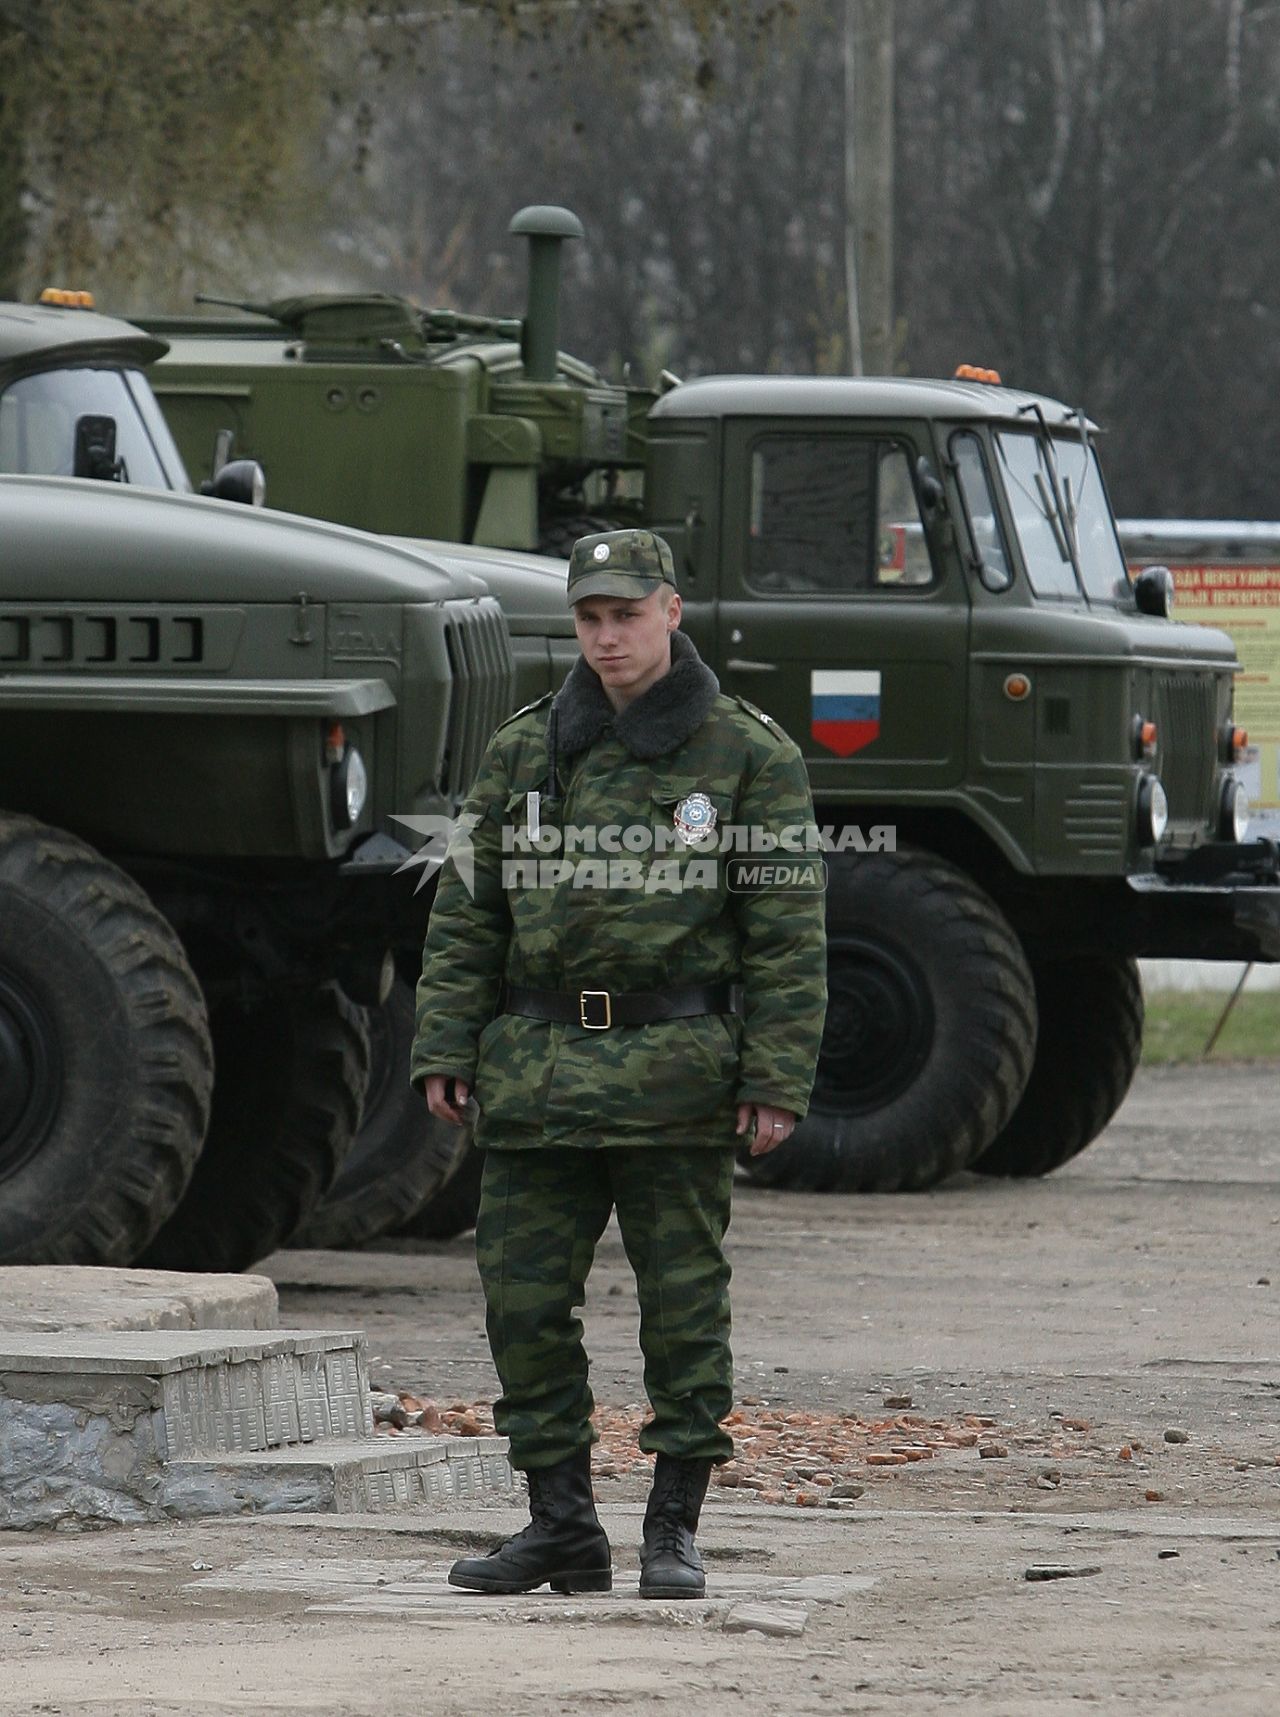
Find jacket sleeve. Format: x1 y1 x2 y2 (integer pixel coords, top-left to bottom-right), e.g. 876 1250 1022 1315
729 736 828 1117
409 736 514 1090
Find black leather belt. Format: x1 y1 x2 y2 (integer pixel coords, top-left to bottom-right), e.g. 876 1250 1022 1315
500 980 743 1032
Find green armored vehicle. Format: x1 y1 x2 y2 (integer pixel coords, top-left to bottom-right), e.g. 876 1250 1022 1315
139 229 1280 1198
143 207 648 556
0 298 520 1268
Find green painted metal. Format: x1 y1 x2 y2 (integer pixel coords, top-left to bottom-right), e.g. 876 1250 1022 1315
508 204 584 383
137 212 647 554
0 302 165 369
0 304 522 961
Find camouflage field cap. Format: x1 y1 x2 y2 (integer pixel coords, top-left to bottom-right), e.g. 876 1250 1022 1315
566 528 677 604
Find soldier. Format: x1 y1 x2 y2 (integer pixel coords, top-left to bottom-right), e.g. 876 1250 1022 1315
411 527 826 1599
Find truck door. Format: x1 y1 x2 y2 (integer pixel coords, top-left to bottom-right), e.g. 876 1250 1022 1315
715 421 969 798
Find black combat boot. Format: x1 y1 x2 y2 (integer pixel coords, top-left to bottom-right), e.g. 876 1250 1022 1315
638 1454 715 1599
448 1445 612 1594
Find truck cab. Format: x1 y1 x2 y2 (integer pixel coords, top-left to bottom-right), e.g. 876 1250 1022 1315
647 374 1251 904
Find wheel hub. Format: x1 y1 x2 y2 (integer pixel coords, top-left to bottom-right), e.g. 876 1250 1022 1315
0 969 62 1180
810 932 935 1114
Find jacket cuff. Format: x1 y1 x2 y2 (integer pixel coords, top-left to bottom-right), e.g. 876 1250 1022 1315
735 1083 810 1120
410 1062 476 1090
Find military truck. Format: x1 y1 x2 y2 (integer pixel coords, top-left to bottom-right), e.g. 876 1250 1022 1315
0 298 522 1268
141 207 648 557
137 226 1280 1198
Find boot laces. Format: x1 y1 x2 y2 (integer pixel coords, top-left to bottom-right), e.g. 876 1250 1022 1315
648 1514 690 1556
646 1465 703 1556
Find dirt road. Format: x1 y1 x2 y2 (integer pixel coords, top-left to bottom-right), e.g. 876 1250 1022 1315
2 1064 1277 1714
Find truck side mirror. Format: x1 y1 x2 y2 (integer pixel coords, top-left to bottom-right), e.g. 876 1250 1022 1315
74 414 123 482
915 456 946 518
202 458 267 507
1133 564 1175 618
915 455 954 553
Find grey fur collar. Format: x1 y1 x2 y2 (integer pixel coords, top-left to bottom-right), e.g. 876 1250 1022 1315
551 629 720 760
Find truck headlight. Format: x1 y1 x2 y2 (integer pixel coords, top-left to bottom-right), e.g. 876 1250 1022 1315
1137 775 1169 846
331 747 368 828
1219 776 1249 843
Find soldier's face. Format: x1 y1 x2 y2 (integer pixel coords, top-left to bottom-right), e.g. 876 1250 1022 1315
572 586 682 704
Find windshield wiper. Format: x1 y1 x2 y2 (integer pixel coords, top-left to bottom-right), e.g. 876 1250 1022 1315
1018 402 1082 579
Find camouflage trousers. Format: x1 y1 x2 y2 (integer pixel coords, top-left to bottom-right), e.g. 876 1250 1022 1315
475 1145 736 1473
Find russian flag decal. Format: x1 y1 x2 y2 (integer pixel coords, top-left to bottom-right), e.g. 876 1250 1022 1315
811 669 882 757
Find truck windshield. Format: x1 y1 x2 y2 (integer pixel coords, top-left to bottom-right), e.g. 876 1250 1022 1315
994 430 1078 598
994 429 1129 603
0 366 191 491
1058 434 1131 602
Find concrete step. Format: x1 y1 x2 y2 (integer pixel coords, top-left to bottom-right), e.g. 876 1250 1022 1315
0 1328 512 1529
0 1266 278 1334
0 1328 371 1459
165 1435 513 1517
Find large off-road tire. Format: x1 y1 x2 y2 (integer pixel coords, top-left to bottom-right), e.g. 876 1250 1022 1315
395 1131 483 1241
139 983 368 1272
739 849 1037 1193
972 956 1144 1178
291 979 465 1249
0 813 212 1264
537 512 619 558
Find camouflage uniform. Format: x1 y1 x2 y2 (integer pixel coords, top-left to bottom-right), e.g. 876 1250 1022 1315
412 532 826 1473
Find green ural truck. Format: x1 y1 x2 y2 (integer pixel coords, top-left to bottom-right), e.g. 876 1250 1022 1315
0 297 543 1269
137 214 1280 1200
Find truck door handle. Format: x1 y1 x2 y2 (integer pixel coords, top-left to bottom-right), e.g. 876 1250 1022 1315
726 658 778 674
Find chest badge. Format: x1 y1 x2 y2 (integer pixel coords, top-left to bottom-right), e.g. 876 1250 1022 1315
673 792 717 845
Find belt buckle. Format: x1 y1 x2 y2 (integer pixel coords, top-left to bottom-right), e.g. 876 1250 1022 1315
580 990 612 1030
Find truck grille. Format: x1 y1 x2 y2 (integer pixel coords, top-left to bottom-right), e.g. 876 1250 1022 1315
440 600 515 799
1153 672 1216 824
0 607 211 668
1062 780 1129 859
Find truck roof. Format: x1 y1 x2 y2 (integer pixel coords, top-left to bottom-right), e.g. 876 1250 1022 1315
146 320 617 391
650 374 1096 430
0 303 166 371
152 332 526 373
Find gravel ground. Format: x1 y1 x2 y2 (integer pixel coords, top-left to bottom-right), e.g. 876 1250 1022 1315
1 1064 1276 1715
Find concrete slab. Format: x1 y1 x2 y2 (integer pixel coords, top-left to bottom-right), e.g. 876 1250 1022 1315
722 1601 809 1636
0 1267 277 1334
164 1435 513 1518
0 1324 514 1528
187 1554 873 1628
0 1327 361 1374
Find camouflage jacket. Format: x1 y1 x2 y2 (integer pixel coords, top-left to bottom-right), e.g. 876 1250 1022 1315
410 631 827 1150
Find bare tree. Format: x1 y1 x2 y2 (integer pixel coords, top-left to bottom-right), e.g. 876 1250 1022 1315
843 0 894 375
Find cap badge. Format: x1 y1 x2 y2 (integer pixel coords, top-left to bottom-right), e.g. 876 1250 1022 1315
593 542 611 562
673 792 717 845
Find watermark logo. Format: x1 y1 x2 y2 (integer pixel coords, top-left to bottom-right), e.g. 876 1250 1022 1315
726 857 828 894
389 811 480 895
390 813 892 897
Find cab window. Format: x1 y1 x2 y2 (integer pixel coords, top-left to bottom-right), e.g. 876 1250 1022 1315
0 366 190 491
951 431 1014 590
746 435 934 594
994 430 1079 599
1059 438 1131 603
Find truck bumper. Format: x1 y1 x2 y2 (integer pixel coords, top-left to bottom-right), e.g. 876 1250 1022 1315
1124 838 1280 961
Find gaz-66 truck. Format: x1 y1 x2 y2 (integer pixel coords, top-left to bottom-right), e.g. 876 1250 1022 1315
137 213 1280 1201
0 296 535 1269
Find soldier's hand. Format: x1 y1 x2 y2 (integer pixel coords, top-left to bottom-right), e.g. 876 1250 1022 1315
424 1074 471 1125
736 1102 796 1156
